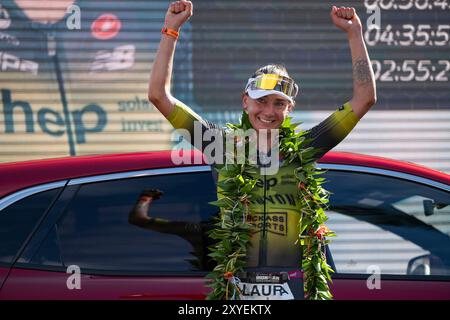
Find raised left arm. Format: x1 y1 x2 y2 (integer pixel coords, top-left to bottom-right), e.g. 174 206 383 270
331 6 377 119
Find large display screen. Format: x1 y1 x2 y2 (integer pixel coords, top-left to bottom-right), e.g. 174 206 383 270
187 0 449 111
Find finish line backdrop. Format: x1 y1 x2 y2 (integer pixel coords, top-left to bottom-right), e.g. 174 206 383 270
0 0 449 173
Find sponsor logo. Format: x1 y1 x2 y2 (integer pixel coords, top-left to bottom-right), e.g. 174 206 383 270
118 96 155 112
91 13 121 40
1 89 107 144
247 212 287 236
90 44 135 72
0 32 20 46
0 51 38 74
256 177 277 190
251 193 297 207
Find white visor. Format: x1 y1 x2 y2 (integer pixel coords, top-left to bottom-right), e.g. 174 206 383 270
244 76 297 104
247 89 294 104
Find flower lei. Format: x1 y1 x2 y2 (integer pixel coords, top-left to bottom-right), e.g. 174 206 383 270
206 111 335 300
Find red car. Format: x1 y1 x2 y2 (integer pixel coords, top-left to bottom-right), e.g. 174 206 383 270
0 150 449 300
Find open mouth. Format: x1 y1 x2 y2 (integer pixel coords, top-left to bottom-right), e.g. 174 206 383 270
258 117 275 124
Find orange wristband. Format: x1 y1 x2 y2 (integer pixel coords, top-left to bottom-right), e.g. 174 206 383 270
162 27 179 40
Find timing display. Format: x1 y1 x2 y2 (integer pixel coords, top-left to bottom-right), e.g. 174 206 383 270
187 1 450 111
372 59 450 82
365 24 450 46
365 0 450 11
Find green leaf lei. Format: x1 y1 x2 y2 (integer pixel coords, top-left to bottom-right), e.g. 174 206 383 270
206 111 335 300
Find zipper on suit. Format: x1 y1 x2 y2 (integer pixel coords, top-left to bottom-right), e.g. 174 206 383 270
259 166 268 267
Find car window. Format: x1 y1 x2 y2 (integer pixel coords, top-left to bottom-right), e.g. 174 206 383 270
324 170 450 277
393 195 450 236
0 188 60 266
30 225 63 267
53 171 218 274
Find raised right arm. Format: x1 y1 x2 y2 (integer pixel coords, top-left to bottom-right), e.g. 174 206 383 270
128 190 190 234
148 1 193 118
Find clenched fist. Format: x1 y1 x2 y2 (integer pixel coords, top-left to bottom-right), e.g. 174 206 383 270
164 0 193 31
330 6 362 33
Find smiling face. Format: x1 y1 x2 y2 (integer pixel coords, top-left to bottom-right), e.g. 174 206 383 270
242 93 294 131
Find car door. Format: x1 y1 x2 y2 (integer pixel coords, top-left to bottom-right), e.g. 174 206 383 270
0 185 63 292
322 166 450 300
1 165 219 299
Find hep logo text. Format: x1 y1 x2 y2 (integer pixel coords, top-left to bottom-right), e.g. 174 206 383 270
1 89 107 145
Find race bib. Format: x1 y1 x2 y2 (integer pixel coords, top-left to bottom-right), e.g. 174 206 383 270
238 282 294 300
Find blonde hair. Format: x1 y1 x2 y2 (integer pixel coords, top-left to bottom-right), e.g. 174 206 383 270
251 64 290 79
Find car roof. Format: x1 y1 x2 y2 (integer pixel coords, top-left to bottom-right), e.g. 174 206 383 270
1 150 449 198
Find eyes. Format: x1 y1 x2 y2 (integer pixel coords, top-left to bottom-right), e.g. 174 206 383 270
256 98 288 109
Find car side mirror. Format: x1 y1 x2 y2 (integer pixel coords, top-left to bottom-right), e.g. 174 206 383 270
407 254 431 275
407 254 447 276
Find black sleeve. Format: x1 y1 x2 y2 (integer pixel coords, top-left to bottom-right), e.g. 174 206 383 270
303 102 360 160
